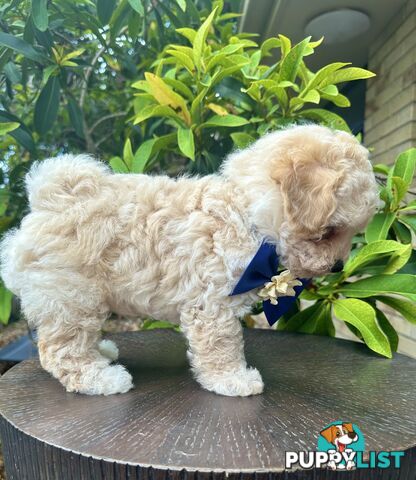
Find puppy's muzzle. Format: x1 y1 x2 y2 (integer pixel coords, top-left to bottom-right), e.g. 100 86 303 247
331 259 344 273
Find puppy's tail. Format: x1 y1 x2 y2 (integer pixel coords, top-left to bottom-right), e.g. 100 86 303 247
26 154 110 211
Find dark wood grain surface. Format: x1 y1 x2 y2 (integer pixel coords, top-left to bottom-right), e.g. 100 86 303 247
1 329 416 479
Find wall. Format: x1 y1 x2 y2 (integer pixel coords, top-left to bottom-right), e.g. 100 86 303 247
364 0 416 166
351 0 416 358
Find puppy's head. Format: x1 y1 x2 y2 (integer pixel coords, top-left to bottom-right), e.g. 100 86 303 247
321 423 358 447
272 125 378 277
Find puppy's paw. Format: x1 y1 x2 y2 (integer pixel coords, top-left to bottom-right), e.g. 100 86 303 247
68 364 134 395
201 367 264 397
98 339 119 361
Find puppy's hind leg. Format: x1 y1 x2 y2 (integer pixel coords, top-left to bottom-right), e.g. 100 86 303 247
22 272 133 395
180 304 264 397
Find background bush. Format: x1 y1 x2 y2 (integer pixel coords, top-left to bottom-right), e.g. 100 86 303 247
0 0 415 357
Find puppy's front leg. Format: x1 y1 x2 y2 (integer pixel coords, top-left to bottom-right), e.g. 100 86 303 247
180 305 264 397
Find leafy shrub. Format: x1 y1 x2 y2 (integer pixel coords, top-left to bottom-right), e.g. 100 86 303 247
116 7 375 174
0 1 415 359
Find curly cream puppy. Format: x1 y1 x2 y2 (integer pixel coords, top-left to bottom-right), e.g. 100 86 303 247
0 125 378 397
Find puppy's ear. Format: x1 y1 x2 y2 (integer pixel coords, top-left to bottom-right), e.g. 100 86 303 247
343 423 354 433
320 425 337 444
273 161 342 235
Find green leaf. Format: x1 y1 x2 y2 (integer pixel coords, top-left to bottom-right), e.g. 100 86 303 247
133 104 181 125
67 98 84 138
144 72 190 124
163 78 193 100
327 93 351 108
4 61 21 84
278 34 291 57
399 215 416 233
365 212 396 243
392 220 412 244
339 274 416 300
176 27 196 44
277 302 320 332
34 76 60 135
230 132 254 149
299 302 335 336
0 110 35 151
260 37 281 57
373 163 390 175
202 114 249 128
279 36 310 82
109 156 129 173
127 0 144 15
177 127 195 161
299 109 350 132
304 62 350 90
142 319 178 330
176 0 186 11
193 7 218 70
0 284 13 325
323 67 375 86
0 121 20 136
42 64 58 85
97 0 117 25
375 296 416 324
290 89 320 109
123 138 134 169
32 0 48 31
132 138 157 173
384 243 412 274
390 176 408 208
392 148 416 187
300 288 324 301
399 200 416 212
320 84 338 96
0 32 47 64
109 0 134 39
166 49 194 73
374 307 398 352
333 299 392 358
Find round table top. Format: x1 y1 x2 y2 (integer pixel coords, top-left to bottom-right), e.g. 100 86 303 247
0 329 416 474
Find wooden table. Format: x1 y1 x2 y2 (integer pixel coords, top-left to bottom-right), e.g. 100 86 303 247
1 329 415 479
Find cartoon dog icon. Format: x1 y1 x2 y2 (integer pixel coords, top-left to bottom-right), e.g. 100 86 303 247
320 423 359 470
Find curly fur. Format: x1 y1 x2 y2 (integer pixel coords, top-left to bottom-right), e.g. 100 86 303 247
0 125 378 396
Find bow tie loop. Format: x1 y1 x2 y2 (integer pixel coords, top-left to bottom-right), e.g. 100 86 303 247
230 242 307 326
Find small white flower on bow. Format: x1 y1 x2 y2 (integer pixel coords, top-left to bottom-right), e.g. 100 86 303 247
257 270 303 305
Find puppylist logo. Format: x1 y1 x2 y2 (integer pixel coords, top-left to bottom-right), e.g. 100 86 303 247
285 421 405 471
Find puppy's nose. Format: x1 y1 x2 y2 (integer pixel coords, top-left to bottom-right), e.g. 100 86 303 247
331 259 344 273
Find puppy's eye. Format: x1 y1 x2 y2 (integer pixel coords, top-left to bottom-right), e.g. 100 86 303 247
336 431 341 437
309 227 335 242
321 226 335 240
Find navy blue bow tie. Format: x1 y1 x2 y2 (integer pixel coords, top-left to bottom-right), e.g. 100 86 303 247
230 242 307 326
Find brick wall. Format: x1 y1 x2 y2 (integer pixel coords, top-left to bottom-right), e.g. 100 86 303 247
358 0 416 358
364 0 416 166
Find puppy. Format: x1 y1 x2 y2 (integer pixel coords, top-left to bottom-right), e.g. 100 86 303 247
0 125 378 397
320 423 359 469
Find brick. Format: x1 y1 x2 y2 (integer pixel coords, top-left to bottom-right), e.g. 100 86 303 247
366 48 416 102
370 28 416 78
370 0 416 63
365 103 416 143
369 140 415 165
365 86 416 131
367 122 416 153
